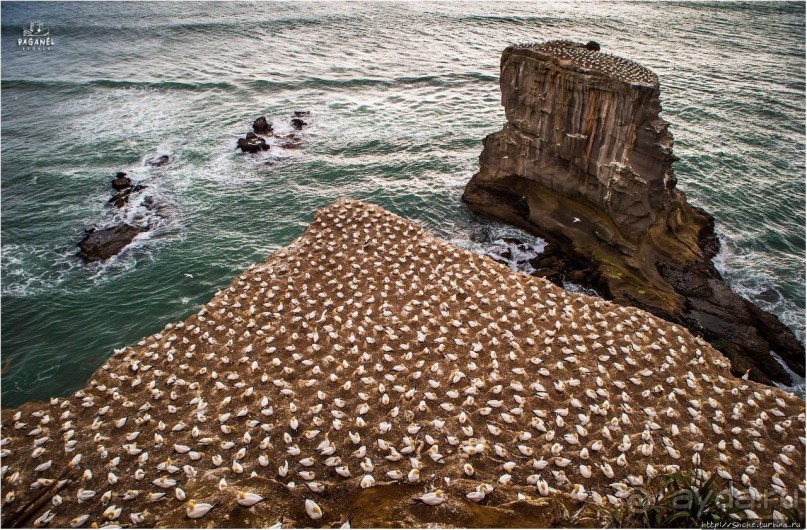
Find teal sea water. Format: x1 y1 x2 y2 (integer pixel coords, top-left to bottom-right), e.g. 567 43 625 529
1 2 804 407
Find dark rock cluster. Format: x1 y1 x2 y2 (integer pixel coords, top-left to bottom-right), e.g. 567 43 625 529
107 172 148 209
252 115 272 134
236 112 309 153
237 132 270 154
77 153 169 263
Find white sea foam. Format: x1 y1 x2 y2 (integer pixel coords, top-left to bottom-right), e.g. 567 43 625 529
199 117 307 186
771 351 806 397
562 281 600 297
712 228 804 342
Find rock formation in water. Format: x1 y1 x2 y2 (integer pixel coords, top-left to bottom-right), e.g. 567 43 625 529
3 200 804 528
238 113 310 154
77 224 144 262
76 171 153 263
252 116 272 135
237 132 270 153
463 40 804 386
111 172 132 191
145 155 171 168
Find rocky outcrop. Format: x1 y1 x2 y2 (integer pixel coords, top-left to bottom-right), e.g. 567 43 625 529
236 113 311 154
77 170 158 263
237 132 270 153
108 183 147 209
111 172 132 191
252 115 272 134
463 41 804 385
77 223 144 262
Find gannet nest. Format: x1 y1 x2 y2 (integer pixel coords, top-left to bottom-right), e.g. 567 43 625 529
515 40 659 86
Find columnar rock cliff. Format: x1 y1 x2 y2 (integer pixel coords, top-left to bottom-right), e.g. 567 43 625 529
463 41 804 386
2 200 804 528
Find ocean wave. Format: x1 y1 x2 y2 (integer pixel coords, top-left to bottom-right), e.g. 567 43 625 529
1 78 237 92
1 72 498 96
247 72 499 91
712 232 806 342
452 224 546 274
462 14 560 25
1 150 186 299
0 15 338 36
772 352 806 397
0 215 179 300
562 281 600 297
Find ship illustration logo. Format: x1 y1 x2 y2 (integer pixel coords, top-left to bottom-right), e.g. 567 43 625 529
22 21 49 37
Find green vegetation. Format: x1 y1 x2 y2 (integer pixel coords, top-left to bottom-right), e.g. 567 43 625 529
595 468 804 528
603 469 740 527
549 497 600 528
592 252 620 267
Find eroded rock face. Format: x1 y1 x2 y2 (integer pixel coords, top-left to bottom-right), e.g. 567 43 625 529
478 41 677 239
463 40 804 385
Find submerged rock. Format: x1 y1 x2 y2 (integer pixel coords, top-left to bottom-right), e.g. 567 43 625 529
145 154 170 167
278 132 303 149
76 223 143 262
463 40 804 385
236 113 310 156
77 173 153 260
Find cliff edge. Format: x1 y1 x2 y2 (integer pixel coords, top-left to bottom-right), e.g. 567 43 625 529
463 40 804 386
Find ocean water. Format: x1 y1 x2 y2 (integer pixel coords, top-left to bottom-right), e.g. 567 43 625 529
1 1 804 407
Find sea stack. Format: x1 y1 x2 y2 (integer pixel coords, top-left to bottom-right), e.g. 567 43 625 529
463 40 804 385
1 200 804 528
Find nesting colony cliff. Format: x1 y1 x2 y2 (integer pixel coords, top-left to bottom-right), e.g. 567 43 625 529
1 200 804 528
463 40 804 386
